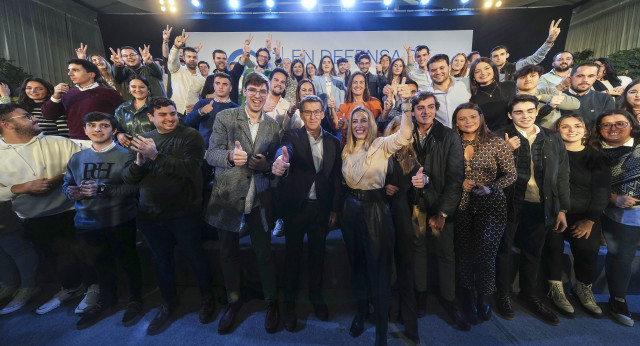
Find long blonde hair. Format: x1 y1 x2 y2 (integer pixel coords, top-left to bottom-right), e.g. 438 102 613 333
342 106 378 160
383 117 418 174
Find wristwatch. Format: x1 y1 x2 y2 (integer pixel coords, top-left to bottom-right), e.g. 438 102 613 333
97 184 108 195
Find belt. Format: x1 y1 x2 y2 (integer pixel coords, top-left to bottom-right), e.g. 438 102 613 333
346 188 384 202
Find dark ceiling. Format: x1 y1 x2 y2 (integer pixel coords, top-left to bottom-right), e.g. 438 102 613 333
73 0 589 14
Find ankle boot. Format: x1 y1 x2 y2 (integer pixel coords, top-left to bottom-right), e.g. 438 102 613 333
477 294 492 321
462 289 479 325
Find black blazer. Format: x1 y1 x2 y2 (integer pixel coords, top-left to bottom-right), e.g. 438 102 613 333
276 127 343 217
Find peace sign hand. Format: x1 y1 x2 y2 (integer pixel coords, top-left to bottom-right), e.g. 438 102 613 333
547 19 562 43
162 25 173 41
273 40 282 59
109 47 124 67
174 29 190 48
75 43 88 59
139 44 153 64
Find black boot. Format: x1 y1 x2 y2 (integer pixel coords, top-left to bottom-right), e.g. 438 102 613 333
440 298 470 331
462 289 479 325
477 294 492 321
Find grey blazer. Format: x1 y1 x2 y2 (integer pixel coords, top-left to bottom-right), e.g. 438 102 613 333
205 106 280 233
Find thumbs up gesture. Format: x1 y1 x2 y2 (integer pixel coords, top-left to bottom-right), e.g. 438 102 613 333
549 90 565 108
201 100 215 114
229 140 248 166
411 167 429 188
272 146 291 176
505 133 521 151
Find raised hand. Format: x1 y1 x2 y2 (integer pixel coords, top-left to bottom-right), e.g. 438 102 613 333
299 49 306 61
75 43 88 59
139 44 153 64
411 167 428 188
273 40 281 59
201 100 215 115
272 146 290 176
242 34 253 56
549 90 565 108
383 97 394 113
193 42 203 53
53 83 69 99
266 33 272 51
0 82 10 97
174 28 190 48
327 94 336 110
229 141 248 166
505 133 521 151
397 77 412 103
162 25 173 42
547 18 562 43
109 47 124 67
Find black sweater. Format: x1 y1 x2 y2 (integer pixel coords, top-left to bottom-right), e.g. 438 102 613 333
122 125 204 219
566 147 611 221
471 81 516 132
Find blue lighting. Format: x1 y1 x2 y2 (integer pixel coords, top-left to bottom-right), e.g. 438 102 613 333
191 0 200 7
383 0 392 6
302 0 316 9
461 0 470 3
266 0 274 7
342 0 355 8
229 0 239 9
420 0 429 4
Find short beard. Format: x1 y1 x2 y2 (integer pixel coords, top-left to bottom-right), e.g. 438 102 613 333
186 62 197 70
270 88 282 97
554 65 571 73
15 124 41 138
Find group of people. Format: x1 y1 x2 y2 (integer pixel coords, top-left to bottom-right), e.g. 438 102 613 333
1 18 640 346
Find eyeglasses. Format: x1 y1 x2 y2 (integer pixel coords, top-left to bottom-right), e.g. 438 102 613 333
4 113 34 121
301 110 323 117
599 121 629 130
246 87 268 97
121 54 138 59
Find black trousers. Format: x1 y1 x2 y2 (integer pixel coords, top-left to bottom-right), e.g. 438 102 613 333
77 218 142 304
282 200 328 305
138 215 212 304
22 210 84 290
496 202 548 297
545 213 601 285
218 208 277 303
341 189 395 341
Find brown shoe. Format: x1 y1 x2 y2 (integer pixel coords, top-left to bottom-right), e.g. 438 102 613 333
265 300 280 333
147 304 172 335
218 302 241 335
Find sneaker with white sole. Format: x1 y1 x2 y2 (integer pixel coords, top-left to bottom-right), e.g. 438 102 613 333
547 280 574 315
0 285 17 301
609 296 634 327
272 218 285 237
572 281 602 317
75 284 100 314
36 285 84 315
0 287 39 315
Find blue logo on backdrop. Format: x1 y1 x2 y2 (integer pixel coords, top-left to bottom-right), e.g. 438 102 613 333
228 48 411 63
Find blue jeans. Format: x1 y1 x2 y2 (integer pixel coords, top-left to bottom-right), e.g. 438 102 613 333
138 216 212 303
602 215 640 298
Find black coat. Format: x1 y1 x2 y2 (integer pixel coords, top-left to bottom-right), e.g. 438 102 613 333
412 120 464 217
277 127 343 217
496 125 571 226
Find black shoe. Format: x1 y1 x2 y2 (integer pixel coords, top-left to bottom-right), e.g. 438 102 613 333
417 291 427 317
313 303 329 321
609 296 634 327
477 294 492 321
265 300 280 334
521 295 559 326
218 302 241 334
76 299 114 330
402 331 420 345
441 298 470 331
283 302 297 332
495 292 514 320
199 294 215 324
461 289 479 325
122 301 143 327
147 304 172 335
349 311 365 337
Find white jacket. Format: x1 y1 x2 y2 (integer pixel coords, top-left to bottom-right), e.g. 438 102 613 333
0 134 81 219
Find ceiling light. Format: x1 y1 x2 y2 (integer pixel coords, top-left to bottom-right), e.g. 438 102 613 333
266 0 274 7
496 1 502 7
301 0 316 9
192 0 200 7
161 6 166 11
159 0 164 4
420 0 429 4
461 0 470 3
169 5 176 12
342 0 355 7
484 1 493 8
230 0 239 9
383 0 392 6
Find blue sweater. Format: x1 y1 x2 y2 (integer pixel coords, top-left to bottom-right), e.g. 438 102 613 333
184 99 239 148
63 144 138 230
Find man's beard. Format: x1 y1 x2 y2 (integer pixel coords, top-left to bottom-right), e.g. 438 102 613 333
15 123 41 138
554 65 571 73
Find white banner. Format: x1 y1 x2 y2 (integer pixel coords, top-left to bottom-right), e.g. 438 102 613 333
188 30 473 67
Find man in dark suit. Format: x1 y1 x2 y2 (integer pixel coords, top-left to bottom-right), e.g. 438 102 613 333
205 72 281 335
272 95 342 332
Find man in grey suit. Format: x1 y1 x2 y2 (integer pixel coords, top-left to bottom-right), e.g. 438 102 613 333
205 72 281 335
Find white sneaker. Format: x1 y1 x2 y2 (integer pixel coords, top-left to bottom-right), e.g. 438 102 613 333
573 281 602 317
548 280 574 314
272 219 285 237
0 285 17 300
75 284 100 314
36 285 84 315
0 287 39 315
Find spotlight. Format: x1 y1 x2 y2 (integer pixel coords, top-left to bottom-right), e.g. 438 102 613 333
161 6 166 11
461 0 470 3
342 0 355 7
496 0 502 6
383 0 392 6
301 0 316 9
168 0 174 4
170 5 176 12
159 0 164 4
192 0 200 6
420 0 429 4
484 1 493 8
266 0 274 8
230 0 239 9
